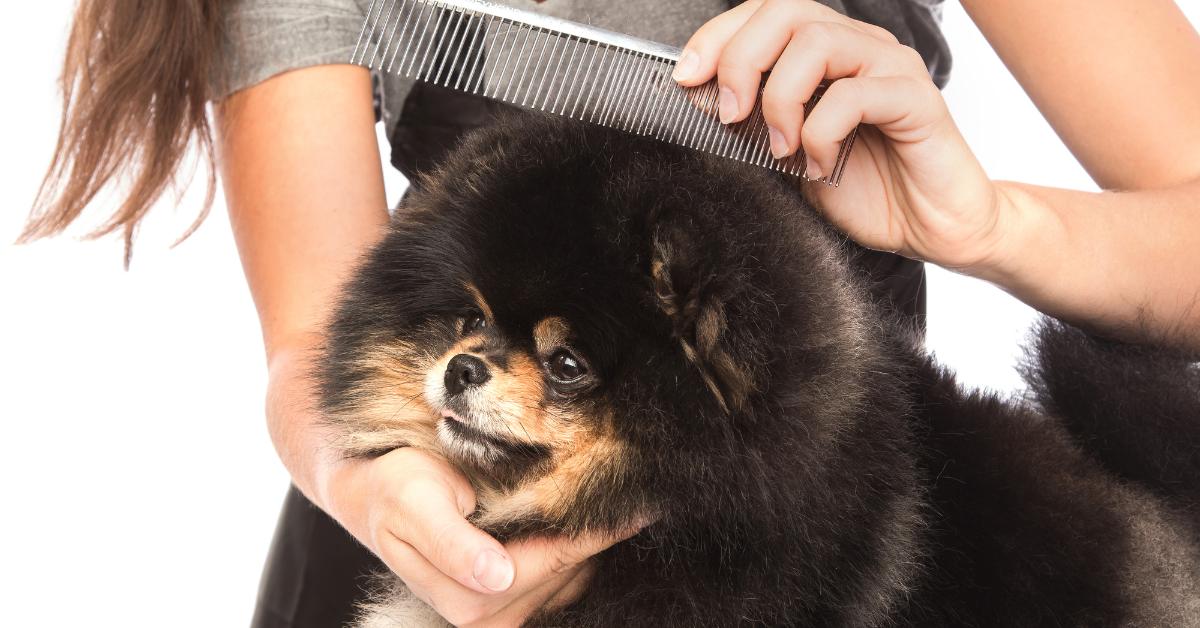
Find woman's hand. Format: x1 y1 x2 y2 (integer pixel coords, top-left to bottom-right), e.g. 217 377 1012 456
321 446 630 627
265 350 630 628
672 0 1010 274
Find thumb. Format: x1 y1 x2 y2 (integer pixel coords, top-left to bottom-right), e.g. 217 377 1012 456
506 519 647 584
393 475 515 594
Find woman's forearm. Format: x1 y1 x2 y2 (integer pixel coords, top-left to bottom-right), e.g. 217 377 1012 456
976 178 1200 349
265 342 373 522
958 0 1200 347
962 0 1200 191
215 64 389 510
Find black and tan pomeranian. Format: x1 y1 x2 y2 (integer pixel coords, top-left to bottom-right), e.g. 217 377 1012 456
318 112 1200 627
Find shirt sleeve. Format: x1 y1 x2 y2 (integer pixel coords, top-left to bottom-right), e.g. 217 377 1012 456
211 0 371 100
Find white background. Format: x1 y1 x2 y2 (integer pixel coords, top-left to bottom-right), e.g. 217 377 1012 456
2 2 1196 625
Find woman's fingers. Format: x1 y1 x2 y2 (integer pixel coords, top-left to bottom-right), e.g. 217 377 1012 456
759 24 918 157
673 0 868 86
673 0 911 122
376 530 553 627
494 560 598 625
388 478 514 593
505 521 640 583
374 449 515 595
671 0 763 86
715 13 894 124
672 0 938 162
369 447 649 625
800 75 945 178
376 520 638 626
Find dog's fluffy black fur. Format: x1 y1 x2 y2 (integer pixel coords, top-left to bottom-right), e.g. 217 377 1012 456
320 111 1200 627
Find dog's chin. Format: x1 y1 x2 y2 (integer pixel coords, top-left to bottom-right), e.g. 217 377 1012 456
434 410 511 466
434 410 552 487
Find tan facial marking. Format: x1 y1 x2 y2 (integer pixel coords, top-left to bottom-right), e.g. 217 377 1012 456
533 316 571 354
330 333 443 456
475 411 628 528
464 282 494 320
482 351 547 443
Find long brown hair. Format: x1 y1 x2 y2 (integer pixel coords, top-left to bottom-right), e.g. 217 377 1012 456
21 0 227 266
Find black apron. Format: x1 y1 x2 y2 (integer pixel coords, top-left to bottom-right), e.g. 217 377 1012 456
252 1 945 624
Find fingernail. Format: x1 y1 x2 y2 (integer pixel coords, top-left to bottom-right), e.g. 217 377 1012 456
718 86 737 124
671 49 699 82
805 154 823 181
768 125 787 159
473 549 514 592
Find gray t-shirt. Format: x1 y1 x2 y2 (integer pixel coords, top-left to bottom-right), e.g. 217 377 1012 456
213 0 949 144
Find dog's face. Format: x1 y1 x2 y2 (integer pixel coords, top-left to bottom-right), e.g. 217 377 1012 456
410 284 621 495
321 113 875 536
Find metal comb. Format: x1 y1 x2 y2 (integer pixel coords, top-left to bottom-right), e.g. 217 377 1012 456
352 0 857 185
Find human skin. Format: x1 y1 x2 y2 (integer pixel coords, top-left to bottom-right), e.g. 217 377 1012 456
675 0 1200 349
218 1 1200 626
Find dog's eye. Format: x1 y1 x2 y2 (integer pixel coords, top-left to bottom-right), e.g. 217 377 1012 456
546 349 587 383
462 311 487 335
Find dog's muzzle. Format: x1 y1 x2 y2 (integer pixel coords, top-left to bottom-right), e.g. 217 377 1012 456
444 353 490 396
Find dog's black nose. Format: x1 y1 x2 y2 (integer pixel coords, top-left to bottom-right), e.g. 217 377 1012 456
444 354 490 396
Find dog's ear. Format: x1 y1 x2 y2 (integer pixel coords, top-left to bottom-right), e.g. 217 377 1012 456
649 224 756 414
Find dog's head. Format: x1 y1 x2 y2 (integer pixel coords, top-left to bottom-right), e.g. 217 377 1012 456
320 112 881 536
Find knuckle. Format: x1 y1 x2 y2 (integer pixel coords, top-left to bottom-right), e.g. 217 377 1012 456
894 73 935 103
770 0 824 18
897 44 927 73
394 474 430 506
761 78 806 107
760 86 801 123
800 120 834 150
794 20 837 48
864 22 899 44
715 50 753 78
823 77 859 103
393 479 444 524
427 521 463 568
912 77 947 113
902 73 932 92
761 0 794 20
761 0 786 13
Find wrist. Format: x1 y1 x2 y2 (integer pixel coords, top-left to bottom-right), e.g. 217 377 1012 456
263 338 363 520
959 180 1064 291
314 452 373 540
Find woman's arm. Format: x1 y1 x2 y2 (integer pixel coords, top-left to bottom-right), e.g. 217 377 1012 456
215 64 623 626
961 0 1200 191
674 0 1200 349
216 65 388 502
959 0 1200 346
980 179 1200 348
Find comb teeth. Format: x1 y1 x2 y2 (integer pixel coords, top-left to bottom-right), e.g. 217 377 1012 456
353 0 857 185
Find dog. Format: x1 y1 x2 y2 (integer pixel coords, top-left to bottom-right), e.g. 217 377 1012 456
318 111 1200 627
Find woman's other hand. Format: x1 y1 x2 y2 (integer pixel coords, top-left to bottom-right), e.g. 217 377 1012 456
672 0 1008 275
268 349 631 627
674 0 1200 349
